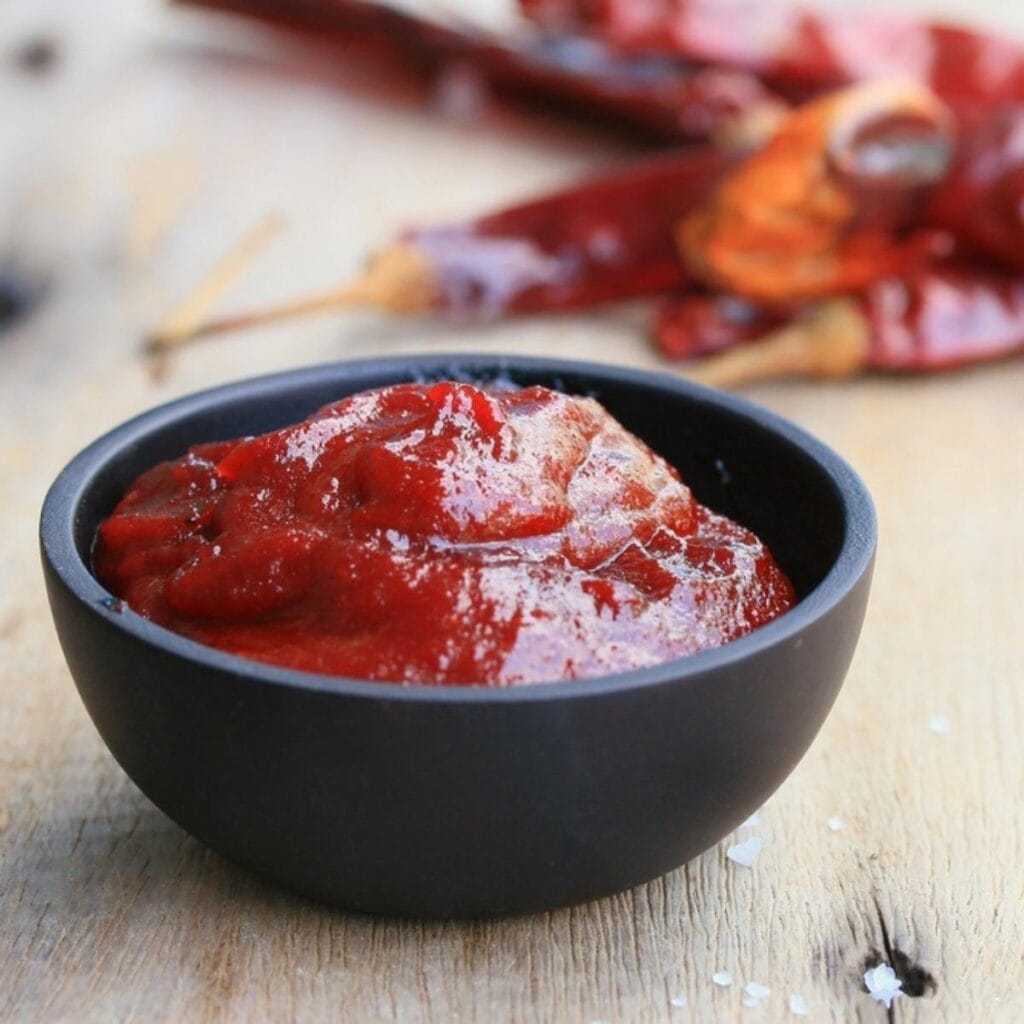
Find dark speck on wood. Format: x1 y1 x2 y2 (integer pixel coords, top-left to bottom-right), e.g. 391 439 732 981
10 35 60 76
861 900 939 1022
872 900 938 998
0 271 42 333
886 947 938 998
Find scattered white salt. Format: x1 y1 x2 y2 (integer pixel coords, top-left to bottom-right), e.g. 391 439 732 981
788 993 810 1016
739 812 762 829
745 982 770 1000
827 816 844 832
928 713 951 735
726 836 765 867
712 970 733 987
669 994 688 1008
864 962 903 1009
742 996 760 1008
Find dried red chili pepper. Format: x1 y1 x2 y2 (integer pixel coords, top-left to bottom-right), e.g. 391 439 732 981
522 0 1024 110
157 80 960 347
676 81 955 305
152 145 739 348
677 261 1024 385
651 290 784 359
863 264 1024 371
925 105 1024 273
404 147 735 315
176 0 786 144
672 84 1024 300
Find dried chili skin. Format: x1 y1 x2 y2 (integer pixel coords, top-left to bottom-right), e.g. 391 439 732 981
522 0 1024 109
666 84 1024 304
652 260 1024 373
405 146 735 316
177 0 784 143
652 290 784 359
863 262 1024 371
925 106 1024 273
675 82 954 305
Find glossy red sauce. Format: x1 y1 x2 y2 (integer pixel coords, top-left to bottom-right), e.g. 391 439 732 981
94 382 794 686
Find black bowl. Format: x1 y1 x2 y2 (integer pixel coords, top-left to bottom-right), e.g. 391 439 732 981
41 355 875 918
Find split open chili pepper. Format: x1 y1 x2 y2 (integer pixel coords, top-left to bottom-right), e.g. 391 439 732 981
674 84 1024 303
674 259 1024 386
521 0 1024 111
151 145 740 348
176 0 786 144
676 80 955 305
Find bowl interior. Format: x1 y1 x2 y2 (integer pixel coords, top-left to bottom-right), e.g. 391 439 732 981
69 358 846 609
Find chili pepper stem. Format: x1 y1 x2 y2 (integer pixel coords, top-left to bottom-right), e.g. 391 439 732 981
687 298 871 387
145 213 286 353
147 242 437 351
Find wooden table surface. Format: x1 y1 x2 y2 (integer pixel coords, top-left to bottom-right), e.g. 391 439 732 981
2 1 1022 1021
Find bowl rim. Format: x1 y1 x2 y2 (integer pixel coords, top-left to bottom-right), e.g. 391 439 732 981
40 353 876 705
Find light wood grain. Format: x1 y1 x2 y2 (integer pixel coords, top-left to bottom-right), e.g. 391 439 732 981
2 1 1023 1021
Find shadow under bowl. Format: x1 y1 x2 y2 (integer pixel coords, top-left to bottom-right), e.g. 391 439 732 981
41 354 876 918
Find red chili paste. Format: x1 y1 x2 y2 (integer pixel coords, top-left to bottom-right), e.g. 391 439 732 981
94 382 794 685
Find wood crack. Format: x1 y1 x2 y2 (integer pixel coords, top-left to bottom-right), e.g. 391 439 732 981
865 896 939 1020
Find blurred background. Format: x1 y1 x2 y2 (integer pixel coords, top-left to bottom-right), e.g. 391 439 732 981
4 0 1022 408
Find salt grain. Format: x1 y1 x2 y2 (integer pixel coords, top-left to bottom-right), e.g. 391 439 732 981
745 982 770 1000
739 812 762 829
928 713 951 735
788 993 810 1016
742 996 760 1008
712 970 733 987
864 962 903 1009
827 816 844 832
726 836 765 867
670 994 688 1008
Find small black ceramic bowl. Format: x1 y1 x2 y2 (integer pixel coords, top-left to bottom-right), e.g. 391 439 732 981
41 355 875 918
